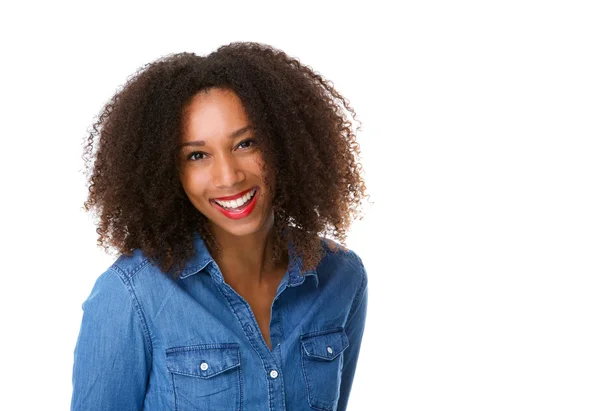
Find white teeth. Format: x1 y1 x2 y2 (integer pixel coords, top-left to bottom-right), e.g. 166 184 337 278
214 188 257 209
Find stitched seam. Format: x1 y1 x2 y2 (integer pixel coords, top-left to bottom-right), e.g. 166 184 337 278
167 365 240 378
110 266 154 355
237 348 243 411
301 345 331 411
171 372 178 411
114 258 151 280
301 327 344 339
165 344 241 378
131 258 151 278
166 343 239 352
268 362 274 411
216 285 264 361
301 345 313 409
277 344 286 410
345 263 367 325
215 283 253 410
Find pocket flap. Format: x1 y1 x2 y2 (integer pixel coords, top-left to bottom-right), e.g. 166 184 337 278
301 329 349 361
166 343 240 379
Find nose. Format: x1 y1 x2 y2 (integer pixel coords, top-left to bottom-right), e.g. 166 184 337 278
213 152 245 189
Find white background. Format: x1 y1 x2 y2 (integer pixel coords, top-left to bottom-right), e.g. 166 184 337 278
1 1 599 410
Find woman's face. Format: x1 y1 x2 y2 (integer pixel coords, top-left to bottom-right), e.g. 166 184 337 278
179 88 274 239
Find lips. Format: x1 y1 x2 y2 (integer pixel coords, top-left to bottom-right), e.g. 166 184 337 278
211 187 259 220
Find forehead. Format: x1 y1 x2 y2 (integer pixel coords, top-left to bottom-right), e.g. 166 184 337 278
182 88 250 141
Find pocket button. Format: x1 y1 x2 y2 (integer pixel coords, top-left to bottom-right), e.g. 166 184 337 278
166 343 241 410
300 329 350 410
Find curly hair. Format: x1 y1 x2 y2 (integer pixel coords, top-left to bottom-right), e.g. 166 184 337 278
82 41 368 279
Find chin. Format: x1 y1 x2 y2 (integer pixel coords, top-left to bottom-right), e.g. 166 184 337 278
207 205 274 239
209 215 272 239
218 224 263 238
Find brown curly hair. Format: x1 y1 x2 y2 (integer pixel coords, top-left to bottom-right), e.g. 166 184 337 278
82 41 368 279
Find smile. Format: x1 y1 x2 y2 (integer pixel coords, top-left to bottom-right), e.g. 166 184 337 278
210 187 259 220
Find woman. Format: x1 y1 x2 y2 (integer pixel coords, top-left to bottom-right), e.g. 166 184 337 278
72 41 369 411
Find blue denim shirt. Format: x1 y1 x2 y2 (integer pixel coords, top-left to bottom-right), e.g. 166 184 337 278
71 233 368 411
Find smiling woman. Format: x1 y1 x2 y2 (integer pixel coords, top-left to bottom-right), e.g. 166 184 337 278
72 42 369 411
178 89 272 234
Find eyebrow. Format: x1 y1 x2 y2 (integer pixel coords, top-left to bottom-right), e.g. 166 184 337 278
179 125 254 148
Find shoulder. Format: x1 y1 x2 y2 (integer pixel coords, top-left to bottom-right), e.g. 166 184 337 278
82 249 171 338
111 248 155 282
317 237 368 287
83 251 147 306
85 248 171 306
320 238 366 270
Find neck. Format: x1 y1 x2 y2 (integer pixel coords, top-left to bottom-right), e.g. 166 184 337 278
207 213 287 287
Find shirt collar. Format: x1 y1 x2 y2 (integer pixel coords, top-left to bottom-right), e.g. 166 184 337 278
179 231 319 288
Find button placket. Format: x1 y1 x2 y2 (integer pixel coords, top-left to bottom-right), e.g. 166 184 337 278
217 273 288 410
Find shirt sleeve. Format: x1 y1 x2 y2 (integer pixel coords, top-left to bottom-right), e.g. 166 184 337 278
337 256 369 411
71 268 152 411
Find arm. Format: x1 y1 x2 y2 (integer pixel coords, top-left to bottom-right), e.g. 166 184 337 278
71 268 152 411
337 258 369 411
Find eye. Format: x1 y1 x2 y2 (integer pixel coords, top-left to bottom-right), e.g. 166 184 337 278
187 151 207 161
237 139 256 150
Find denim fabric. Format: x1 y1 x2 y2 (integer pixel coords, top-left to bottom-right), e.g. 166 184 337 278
71 232 368 411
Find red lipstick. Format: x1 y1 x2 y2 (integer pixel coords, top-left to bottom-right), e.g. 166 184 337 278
211 187 259 220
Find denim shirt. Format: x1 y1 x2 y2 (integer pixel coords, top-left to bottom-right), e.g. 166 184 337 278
71 233 368 411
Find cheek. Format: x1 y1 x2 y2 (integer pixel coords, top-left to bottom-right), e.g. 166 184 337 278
249 153 270 180
256 159 275 189
179 169 209 197
247 153 264 170
179 169 192 191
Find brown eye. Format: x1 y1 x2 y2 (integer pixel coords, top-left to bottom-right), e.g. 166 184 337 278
187 151 207 161
237 139 256 149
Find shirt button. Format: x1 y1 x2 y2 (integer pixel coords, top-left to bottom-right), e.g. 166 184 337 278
200 362 209 371
327 346 333 354
269 369 278 379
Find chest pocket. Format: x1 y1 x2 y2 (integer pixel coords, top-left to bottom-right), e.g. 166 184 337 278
300 328 350 411
166 343 242 411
